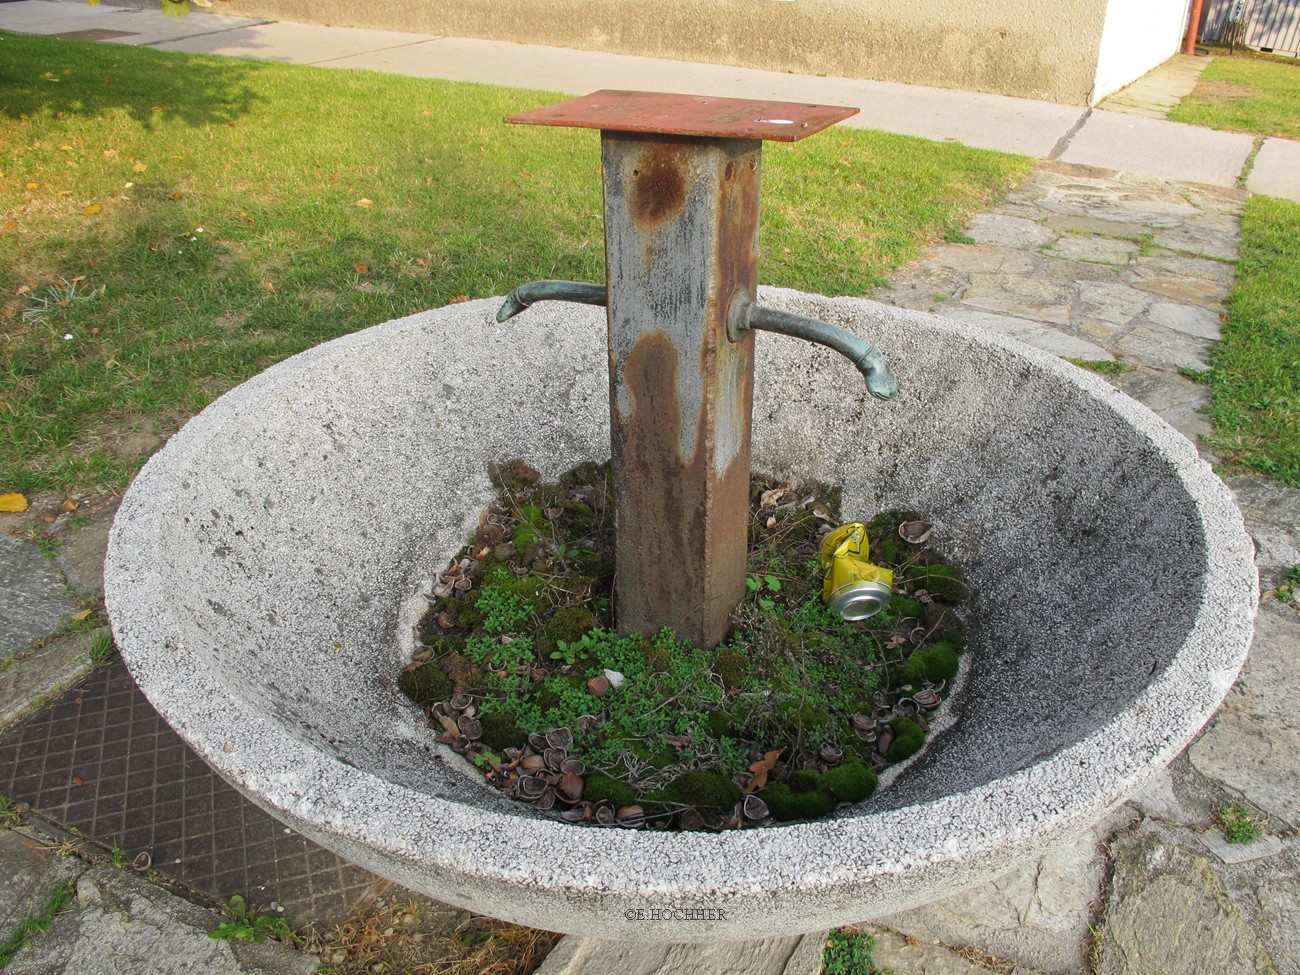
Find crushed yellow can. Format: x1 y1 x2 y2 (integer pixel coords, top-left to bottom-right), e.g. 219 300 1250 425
821 522 893 620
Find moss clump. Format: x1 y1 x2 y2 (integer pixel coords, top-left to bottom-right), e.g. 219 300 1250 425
886 717 925 762
885 595 926 623
654 772 742 813
479 710 523 750
537 605 597 655
710 648 749 690
821 761 878 803
584 772 638 809
759 782 836 821
911 563 967 604
488 459 541 491
788 768 823 794
901 633 963 686
398 662 453 707
439 594 484 631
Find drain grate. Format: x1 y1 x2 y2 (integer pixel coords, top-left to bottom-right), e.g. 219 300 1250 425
0 658 385 928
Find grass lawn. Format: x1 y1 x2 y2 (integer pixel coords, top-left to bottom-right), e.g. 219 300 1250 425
1168 51 1300 139
1207 194 1300 487
0 31 1026 497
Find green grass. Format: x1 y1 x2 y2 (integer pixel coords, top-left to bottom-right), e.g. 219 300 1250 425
1217 801 1263 844
0 879 76 968
1206 195 1300 486
0 32 1026 495
1168 54 1300 139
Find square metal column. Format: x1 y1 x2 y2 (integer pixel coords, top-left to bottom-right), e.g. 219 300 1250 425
507 91 857 648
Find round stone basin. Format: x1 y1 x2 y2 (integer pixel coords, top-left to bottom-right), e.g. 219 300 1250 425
104 287 1257 942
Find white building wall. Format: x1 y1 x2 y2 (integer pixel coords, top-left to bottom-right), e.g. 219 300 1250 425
1092 0 1192 103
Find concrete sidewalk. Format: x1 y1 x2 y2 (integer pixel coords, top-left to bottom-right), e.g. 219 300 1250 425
3 0 1299 199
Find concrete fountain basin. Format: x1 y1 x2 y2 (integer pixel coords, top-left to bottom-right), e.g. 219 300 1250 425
104 287 1257 942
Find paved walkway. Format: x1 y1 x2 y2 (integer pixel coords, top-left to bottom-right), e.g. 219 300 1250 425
3 4 1300 974
3 0 1300 199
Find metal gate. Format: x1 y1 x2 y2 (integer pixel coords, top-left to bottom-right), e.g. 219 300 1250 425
1200 0 1300 55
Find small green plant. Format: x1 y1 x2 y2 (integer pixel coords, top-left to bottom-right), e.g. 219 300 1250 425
1178 365 1212 384
821 927 885 975
746 573 783 611
1274 564 1299 603
1065 358 1133 376
0 879 76 968
0 793 19 828
944 229 976 245
110 845 127 868
89 631 117 665
208 894 295 945
1218 802 1263 844
476 586 529 635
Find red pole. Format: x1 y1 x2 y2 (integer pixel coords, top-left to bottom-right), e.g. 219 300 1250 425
1184 0 1206 53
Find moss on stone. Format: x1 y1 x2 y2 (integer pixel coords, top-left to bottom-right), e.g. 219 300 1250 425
901 637 961 686
821 761 878 803
887 717 925 762
398 662 453 707
886 595 926 623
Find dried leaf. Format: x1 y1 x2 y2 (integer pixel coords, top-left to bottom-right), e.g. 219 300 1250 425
25 182 39 190
72 777 83 786
167 192 182 200
354 198 374 208
447 294 469 304
70 609 92 622
353 262 368 274
132 161 147 172
81 203 102 215
61 499 77 512
748 747 785 790
0 493 28 513
760 487 788 508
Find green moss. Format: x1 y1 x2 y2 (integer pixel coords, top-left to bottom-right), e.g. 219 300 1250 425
790 702 829 734
512 524 540 552
479 710 523 750
545 606 597 644
759 782 835 821
418 633 467 655
788 768 823 794
911 563 968 604
886 717 925 762
439 594 484 631
871 532 905 567
398 662 453 707
705 710 737 739
585 773 638 808
657 772 742 813
710 648 749 690
821 761 878 803
901 636 961 686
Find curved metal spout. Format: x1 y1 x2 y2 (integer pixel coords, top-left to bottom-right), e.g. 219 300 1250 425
497 280 607 322
729 298 899 400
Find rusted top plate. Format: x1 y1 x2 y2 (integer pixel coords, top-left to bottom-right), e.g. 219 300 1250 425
505 90 858 142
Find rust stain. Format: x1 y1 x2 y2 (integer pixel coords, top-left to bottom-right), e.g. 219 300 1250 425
628 142 690 230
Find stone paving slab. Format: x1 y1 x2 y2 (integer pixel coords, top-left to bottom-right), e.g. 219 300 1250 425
877 812 1131 975
1099 54 1212 120
0 827 87 937
1101 820 1297 975
0 629 99 733
6 864 318 975
866 927 1046 975
1189 602 1300 833
534 932 824 975
1247 138 1300 203
0 535 76 657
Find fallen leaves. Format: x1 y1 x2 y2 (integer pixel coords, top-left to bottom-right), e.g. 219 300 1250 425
81 203 102 215
0 493 28 513
747 748 785 791
354 198 374 208
70 610 92 622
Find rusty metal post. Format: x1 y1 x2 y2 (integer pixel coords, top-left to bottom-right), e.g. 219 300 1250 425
601 132 760 647
504 91 860 648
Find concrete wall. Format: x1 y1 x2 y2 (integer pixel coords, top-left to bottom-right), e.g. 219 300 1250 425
1092 0 1190 103
212 0 1115 104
